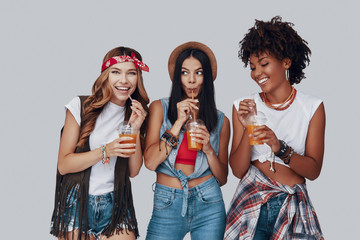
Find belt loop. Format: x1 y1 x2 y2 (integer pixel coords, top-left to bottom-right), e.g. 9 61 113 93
181 187 188 217
152 182 156 192
171 188 175 200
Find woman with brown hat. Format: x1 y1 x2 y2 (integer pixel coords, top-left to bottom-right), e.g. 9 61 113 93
144 41 230 239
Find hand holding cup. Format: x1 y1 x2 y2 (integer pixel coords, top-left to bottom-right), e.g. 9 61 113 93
246 111 267 145
185 119 205 151
117 121 138 156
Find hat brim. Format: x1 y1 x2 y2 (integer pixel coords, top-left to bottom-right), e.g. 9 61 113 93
168 41 217 81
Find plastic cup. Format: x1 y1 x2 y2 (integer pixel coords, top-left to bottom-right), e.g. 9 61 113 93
246 111 267 145
118 121 138 155
185 119 204 151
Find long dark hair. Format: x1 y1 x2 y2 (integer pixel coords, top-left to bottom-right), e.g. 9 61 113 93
168 48 218 132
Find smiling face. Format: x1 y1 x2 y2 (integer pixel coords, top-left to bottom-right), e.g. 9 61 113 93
180 57 204 98
249 52 290 94
108 61 138 106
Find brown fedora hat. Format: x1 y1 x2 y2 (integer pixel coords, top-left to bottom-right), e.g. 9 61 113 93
168 41 217 81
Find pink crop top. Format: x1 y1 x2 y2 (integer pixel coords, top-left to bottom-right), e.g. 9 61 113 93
175 134 197 165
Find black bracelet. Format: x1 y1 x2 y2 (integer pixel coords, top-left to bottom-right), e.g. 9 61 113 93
275 140 294 165
282 147 294 164
160 130 178 149
275 140 288 158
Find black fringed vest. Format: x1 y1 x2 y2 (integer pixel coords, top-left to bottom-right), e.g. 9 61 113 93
50 96 139 239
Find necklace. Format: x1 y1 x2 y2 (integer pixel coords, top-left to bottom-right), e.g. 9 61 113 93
260 87 297 111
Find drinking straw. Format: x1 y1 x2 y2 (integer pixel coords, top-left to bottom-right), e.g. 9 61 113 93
192 90 196 121
128 94 133 102
248 91 257 115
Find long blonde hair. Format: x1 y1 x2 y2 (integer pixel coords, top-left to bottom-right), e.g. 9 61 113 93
77 47 149 148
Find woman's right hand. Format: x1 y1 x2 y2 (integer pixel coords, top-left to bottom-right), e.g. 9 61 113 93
236 99 257 127
105 136 137 158
176 98 199 125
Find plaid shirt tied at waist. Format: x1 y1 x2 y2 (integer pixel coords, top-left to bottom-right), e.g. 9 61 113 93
225 165 324 240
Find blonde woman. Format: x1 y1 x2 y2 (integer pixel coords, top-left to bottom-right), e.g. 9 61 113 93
50 47 149 240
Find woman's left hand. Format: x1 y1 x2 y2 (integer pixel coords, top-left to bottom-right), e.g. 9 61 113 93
190 125 213 154
129 99 147 129
252 125 281 153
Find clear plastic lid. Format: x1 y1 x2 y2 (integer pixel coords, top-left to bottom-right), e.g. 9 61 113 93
246 111 267 125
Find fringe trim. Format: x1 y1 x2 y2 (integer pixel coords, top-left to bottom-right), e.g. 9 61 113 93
102 157 139 238
50 95 139 239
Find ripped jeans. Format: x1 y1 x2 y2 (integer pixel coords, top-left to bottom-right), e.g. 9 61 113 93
56 191 115 239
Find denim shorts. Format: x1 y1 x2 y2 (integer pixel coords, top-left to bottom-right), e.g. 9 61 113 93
67 190 114 238
146 176 226 240
253 193 287 240
49 188 130 240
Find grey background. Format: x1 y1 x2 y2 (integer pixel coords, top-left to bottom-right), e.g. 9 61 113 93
1 0 359 239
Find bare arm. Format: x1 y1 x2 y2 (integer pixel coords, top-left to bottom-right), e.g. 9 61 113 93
57 110 103 175
284 103 326 180
126 99 147 177
124 131 143 178
144 100 180 170
202 116 230 186
229 105 252 179
253 103 326 180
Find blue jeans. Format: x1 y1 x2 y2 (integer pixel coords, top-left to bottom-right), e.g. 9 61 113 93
253 193 287 240
146 176 226 240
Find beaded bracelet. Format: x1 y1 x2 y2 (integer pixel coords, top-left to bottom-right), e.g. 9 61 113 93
101 145 110 164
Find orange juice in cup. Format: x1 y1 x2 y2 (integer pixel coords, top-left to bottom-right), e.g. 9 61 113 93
120 134 137 144
185 119 204 151
186 131 202 151
247 125 262 145
118 121 138 155
246 111 267 145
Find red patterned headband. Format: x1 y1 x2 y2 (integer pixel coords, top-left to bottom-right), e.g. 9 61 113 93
101 52 149 72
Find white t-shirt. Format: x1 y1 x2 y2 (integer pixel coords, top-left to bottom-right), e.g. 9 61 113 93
65 97 125 195
233 90 323 167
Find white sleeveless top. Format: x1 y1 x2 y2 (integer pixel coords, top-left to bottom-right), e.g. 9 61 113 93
65 97 125 195
233 90 322 167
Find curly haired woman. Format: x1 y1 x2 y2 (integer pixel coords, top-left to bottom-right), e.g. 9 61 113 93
225 17 325 240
